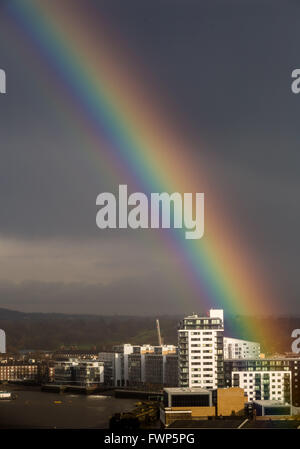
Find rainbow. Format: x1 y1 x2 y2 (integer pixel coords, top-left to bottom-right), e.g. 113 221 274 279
5 0 280 348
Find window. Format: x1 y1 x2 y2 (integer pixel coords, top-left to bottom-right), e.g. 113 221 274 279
171 394 210 407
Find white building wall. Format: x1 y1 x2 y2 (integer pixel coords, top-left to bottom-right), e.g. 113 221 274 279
209 309 224 321
0 330 6 353
111 344 177 386
224 337 260 360
232 370 291 402
178 310 224 389
187 329 220 389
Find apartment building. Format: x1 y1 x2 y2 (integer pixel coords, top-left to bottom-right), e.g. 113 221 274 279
178 309 224 389
72 360 104 385
53 359 104 386
223 337 260 360
224 359 294 404
99 344 177 387
0 362 38 381
231 370 291 403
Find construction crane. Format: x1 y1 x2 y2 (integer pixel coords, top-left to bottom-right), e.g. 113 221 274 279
156 319 163 346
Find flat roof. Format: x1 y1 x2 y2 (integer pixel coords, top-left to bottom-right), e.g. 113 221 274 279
253 400 290 407
225 357 299 361
164 387 210 394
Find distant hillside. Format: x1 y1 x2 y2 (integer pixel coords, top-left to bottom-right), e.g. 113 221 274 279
0 308 179 352
0 308 299 354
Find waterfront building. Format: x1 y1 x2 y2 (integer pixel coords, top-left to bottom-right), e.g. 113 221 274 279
126 352 179 387
0 362 38 381
97 352 116 386
99 344 177 387
127 353 143 386
53 360 78 384
72 360 104 385
53 359 104 386
37 361 55 383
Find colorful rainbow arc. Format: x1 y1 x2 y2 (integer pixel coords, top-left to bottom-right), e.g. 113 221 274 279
6 0 280 348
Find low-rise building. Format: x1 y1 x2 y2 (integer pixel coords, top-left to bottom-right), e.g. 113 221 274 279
252 400 292 417
161 387 215 426
72 360 104 386
161 386 248 427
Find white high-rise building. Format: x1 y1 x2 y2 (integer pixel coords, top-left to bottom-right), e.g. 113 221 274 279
0 329 6 353
178 309 224 389
223 337 260 360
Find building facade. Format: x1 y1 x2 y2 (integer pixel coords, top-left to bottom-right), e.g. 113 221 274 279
53 359 104 386
252 400 292 417
144 354 164 385
178 309 224 389
223 337 260 360
231 370 291 403
224 359 294 404
0 330 5 354
72 360 104 385
161 386 245 426
0 362 38 381
99 344 177 387
164 355 179 387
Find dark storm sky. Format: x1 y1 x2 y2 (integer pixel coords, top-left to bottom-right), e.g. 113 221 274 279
0 0 299 315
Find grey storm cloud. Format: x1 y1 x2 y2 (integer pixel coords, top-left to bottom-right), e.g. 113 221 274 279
0 275 195 316
0 0 299 314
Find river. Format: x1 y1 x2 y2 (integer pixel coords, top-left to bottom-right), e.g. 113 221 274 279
0 386 137 429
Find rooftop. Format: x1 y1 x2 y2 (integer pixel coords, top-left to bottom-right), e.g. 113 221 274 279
253 400 290 407
164 387 210 394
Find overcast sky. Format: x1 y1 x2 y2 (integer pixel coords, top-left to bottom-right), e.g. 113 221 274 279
0 0 299 315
